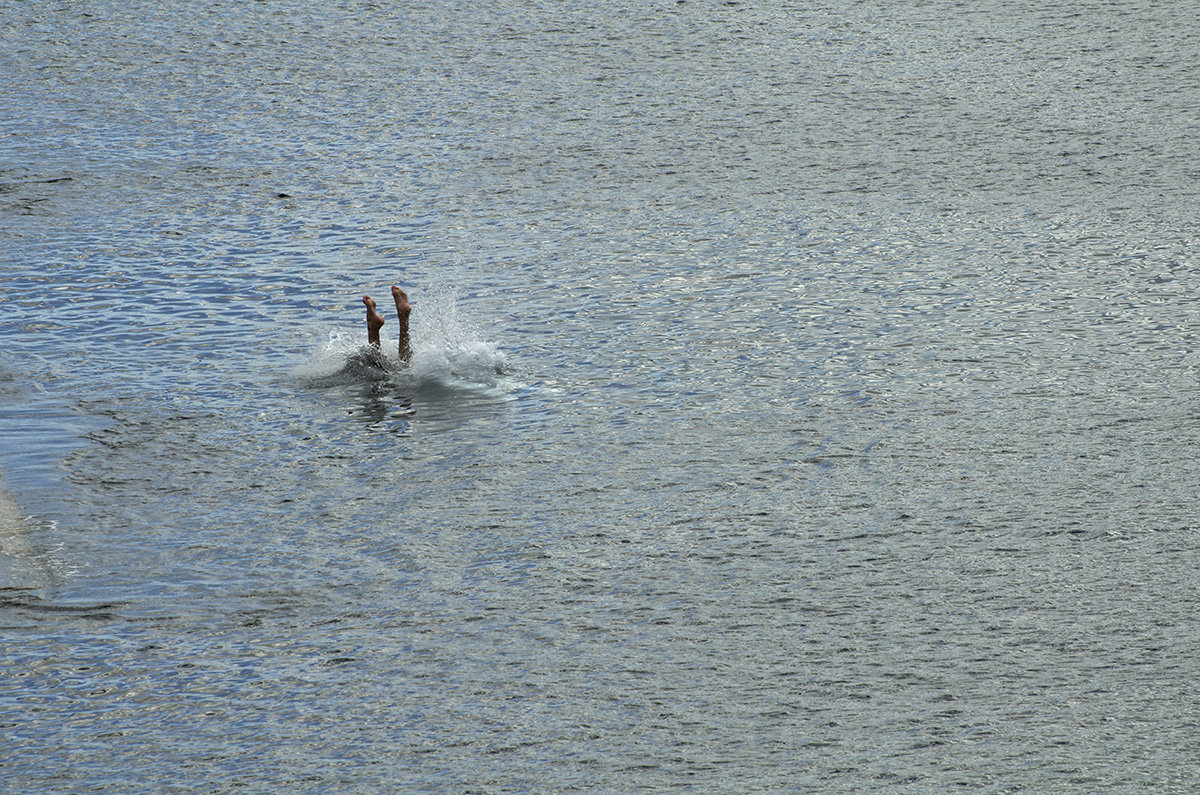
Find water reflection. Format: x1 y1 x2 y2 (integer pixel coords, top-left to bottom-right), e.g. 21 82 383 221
295 347 515 442
346 378 414 435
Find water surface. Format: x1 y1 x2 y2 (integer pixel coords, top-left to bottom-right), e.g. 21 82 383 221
3 1 1200 791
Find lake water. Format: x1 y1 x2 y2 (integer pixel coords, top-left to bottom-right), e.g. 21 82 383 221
3 1 1200 791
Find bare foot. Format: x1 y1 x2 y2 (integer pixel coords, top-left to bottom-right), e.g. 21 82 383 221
391 286 412 362
390 286 410 317
363 294 385 347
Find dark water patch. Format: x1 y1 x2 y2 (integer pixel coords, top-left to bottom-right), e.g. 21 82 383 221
0 589 122 622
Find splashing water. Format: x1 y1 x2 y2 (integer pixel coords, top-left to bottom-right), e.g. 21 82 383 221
293 284 506 390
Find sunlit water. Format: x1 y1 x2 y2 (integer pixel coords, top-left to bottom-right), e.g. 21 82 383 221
3 1 1200 791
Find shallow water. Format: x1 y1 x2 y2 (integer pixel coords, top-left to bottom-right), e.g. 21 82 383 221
3 1 1200 791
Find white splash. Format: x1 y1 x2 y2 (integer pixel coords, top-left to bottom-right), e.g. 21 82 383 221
292 284 506 390
408 284 506 387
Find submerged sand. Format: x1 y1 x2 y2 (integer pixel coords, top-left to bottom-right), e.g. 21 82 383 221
0 480 39 589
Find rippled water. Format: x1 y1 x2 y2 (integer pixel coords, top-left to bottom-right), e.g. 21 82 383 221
4 1 1200 791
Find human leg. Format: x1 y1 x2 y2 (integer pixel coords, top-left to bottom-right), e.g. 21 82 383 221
391 286 411 362
363 295 385 348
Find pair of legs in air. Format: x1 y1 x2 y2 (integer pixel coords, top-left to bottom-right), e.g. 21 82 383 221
363 286 411 363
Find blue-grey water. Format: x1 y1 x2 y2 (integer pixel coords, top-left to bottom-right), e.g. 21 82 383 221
3 1 1200 791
